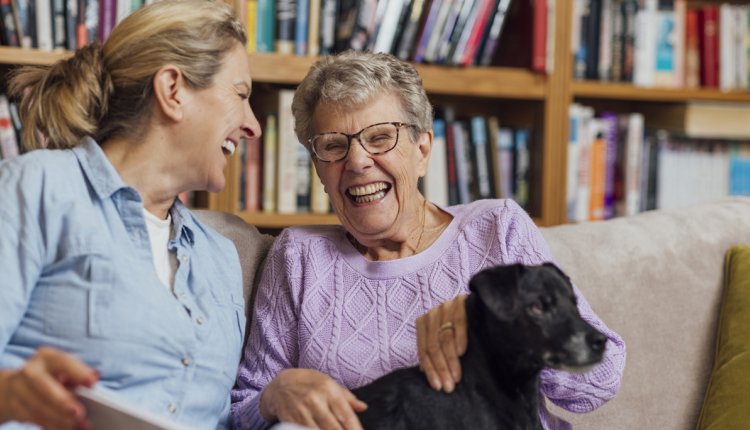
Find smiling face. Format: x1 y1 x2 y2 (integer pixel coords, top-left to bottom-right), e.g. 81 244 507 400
180 42 261 193
312 92 432 246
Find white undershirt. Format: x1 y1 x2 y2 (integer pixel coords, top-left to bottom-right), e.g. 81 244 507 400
143 208 176 290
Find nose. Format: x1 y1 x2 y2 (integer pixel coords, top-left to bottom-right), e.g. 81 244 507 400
344 137 374 172
241 102 262 142
586 331 607 353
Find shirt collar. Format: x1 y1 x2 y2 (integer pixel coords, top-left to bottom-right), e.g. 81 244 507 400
72 137 129 200
73 137 197 247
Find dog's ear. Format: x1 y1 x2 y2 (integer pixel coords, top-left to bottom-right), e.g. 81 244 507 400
469 264 524 320
541 262 575 293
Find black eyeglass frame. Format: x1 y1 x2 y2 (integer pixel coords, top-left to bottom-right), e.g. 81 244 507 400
308 121 417 163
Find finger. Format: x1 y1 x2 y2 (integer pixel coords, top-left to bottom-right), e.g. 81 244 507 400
344 390 367 412
310 402 344 430
40 347 99 388
426 309 456 392
451 295 469 355
416 316 441 390
23 360 86 421
331 392 364 430
438 321 461 384
11 376 78 429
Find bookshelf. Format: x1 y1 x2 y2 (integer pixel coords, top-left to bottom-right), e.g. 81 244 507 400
3 0 748 229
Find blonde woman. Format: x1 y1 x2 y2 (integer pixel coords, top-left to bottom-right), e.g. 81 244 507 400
0 1 261 429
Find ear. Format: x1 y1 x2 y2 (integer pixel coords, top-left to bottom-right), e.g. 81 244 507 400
469 264 524 320
152 65 186 122
415 130 433 178
542 262 572 283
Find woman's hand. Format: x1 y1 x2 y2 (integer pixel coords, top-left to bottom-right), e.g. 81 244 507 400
260 368 368 430
0 346 99 429
416 294 469 393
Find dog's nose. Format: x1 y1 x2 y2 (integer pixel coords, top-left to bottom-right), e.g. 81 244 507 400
586 331 607 352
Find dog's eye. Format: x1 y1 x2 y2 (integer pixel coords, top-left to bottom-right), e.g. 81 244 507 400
527 302 545 315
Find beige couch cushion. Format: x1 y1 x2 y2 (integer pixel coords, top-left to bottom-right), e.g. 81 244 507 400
540 197 750 430
194 210 275 317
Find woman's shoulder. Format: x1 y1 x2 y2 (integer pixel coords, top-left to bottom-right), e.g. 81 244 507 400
446 199 530 229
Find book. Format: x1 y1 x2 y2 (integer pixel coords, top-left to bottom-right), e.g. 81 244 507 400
262 114 277 213
245 0 257 53
0 0 21 46
319 0 337 54
513 127 529 208
307 0 320 55
0 95 19 160
348 0 378 51
255 0 275 52
294 0 308 55
470 116 492 199
275 0 296 54
245 137 262 212
75 386 194 430
642 102 750 140
35 0 53 49
622 112 643 217
276 89 297 214
394 0 430 60
698 4 719 88
310 162 329 214
477 0 511 66
424 118 448 206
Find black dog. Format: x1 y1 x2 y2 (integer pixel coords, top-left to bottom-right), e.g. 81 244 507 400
352 263 607 430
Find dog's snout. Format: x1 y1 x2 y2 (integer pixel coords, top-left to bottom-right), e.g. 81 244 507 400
586 331 607 352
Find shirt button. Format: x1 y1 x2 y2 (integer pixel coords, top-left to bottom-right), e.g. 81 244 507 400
196 316 204 325
181 357 190 367
168 403 177 414
180 255 189 263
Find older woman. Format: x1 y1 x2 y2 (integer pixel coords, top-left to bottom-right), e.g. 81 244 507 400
0 1 260 429
232 51 625 430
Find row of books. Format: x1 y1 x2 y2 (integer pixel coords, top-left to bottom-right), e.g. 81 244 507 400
237 89 534 214
573 0 750 90
0 95 22 161
241 0 552 70
0 0 153 51
567 103 750 224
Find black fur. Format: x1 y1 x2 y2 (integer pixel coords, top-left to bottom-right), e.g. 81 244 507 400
352 263 607 430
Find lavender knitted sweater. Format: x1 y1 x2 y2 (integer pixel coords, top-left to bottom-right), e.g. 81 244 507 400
232 199 626 429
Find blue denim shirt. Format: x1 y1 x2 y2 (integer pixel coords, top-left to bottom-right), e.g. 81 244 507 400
0 138 245 430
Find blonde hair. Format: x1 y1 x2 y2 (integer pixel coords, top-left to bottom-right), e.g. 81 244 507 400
9 0 246 150
291 50 433 148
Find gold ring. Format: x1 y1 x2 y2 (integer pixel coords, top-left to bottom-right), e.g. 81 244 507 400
437 321 455 334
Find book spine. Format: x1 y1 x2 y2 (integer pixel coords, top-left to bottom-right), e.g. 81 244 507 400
276 90 297 214
276 0 296 54
294 0 308 55
262 115 277 213
424 118 449 206
0 95 20 160
477 0 510 66
256 0 276 52
307 0 320 55
319 0 336 54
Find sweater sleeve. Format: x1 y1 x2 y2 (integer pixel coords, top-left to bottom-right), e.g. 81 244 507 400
231 230 301 430
497 200 627 413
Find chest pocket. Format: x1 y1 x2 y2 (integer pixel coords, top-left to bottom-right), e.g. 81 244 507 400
36 246 115 340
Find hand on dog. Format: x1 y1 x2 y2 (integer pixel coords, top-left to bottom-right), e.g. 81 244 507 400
416 294 468 393
260 368 368 430
0 346 98 430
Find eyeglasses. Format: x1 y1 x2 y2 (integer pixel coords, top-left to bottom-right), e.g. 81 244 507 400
309 122 416 162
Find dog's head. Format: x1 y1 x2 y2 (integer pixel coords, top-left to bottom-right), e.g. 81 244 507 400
468 263 606 372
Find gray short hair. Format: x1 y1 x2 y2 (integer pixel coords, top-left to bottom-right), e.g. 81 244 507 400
291 50 433 148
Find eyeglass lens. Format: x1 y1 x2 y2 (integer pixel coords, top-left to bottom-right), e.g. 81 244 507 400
312 123 401 161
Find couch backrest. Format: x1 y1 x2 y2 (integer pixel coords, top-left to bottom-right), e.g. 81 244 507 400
540 197 750 430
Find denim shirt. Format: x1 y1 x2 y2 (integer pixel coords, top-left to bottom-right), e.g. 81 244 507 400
0 138 245 430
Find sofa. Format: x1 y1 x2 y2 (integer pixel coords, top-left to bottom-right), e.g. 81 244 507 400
197 196 750 430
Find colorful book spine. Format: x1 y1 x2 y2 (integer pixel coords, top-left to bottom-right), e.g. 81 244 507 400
262 114 277 213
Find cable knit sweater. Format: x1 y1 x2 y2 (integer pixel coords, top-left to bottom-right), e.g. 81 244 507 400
232 199 626 429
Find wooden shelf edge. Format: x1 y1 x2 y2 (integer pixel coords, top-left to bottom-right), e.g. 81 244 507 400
571 80 750 103
237 211 340 228
236 209 543 230
0 46 71 65
248 52 547 99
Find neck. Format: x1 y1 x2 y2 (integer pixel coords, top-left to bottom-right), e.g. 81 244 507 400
102 136 179 220
350 196 428 261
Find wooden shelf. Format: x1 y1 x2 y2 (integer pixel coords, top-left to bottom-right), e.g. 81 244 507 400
571 80 750 103
0 46 71 65
248 52 547 99
237 211 340 228
236 211 543 229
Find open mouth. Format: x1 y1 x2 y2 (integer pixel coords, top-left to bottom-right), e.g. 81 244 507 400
346 182 392 204
221 139 236 156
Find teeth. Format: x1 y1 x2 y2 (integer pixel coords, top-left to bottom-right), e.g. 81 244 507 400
348 182 387 196
222 140 236 156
